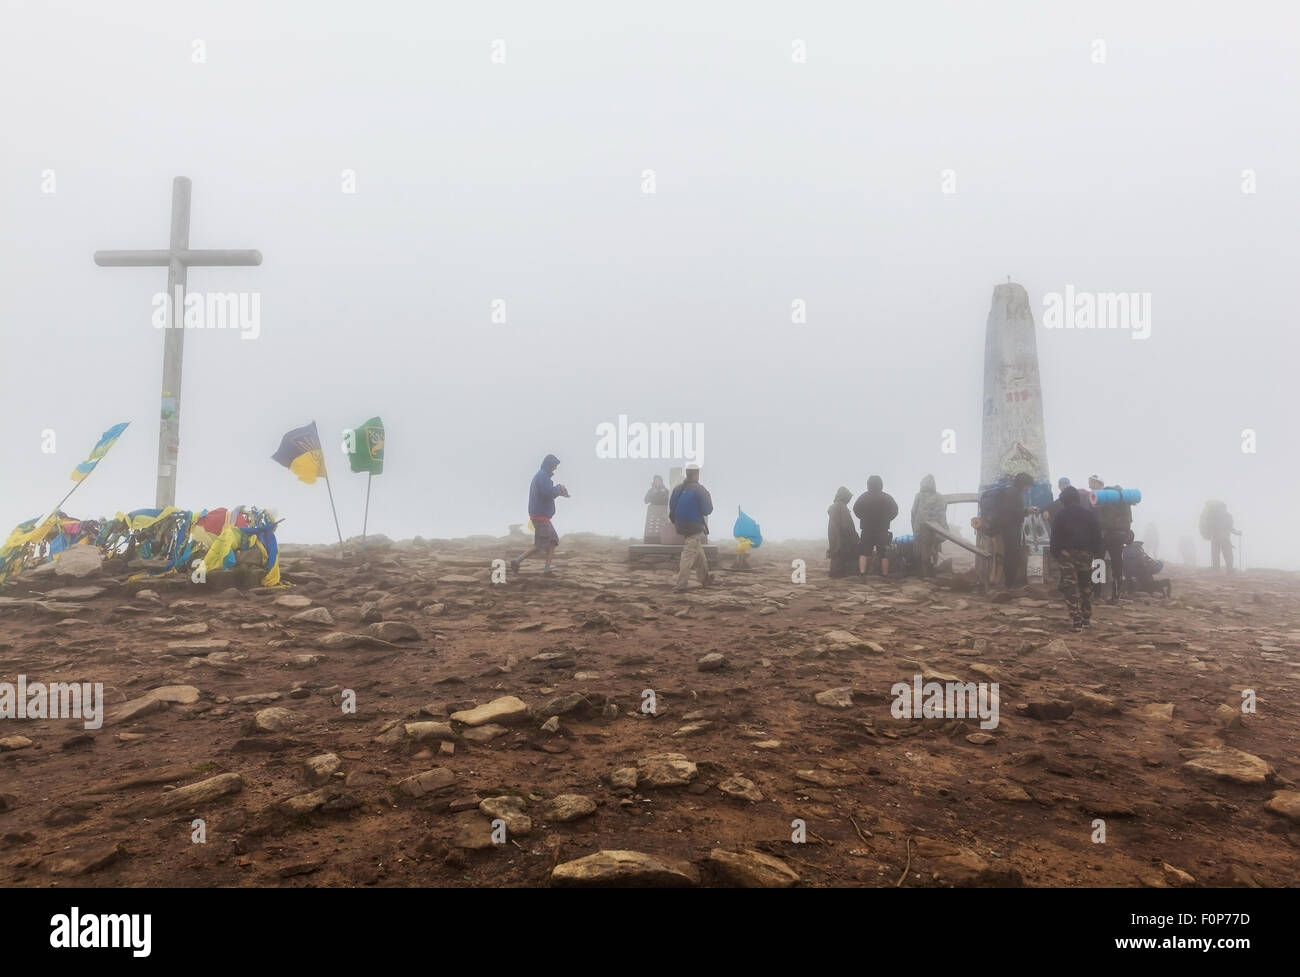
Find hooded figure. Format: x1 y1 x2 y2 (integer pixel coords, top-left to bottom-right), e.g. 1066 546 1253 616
853 475 899 576
827 486 859 578
511 454 568 576
910 474 947 576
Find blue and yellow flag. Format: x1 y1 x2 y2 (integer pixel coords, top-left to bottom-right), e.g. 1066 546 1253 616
272 421 327 484
70 421 129 482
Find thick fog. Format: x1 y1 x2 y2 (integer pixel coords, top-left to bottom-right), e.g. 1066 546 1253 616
3 1 1297 568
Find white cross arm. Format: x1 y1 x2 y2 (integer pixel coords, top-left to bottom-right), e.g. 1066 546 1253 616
94 249 262 267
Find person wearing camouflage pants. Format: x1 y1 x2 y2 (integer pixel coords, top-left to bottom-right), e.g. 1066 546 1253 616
1056 549 1094 628
1048 485 1104 631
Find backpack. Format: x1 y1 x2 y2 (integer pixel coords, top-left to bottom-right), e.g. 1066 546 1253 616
978 485 1004 534
1097 485 1132 534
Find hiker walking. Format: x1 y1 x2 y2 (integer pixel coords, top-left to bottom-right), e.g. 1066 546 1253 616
669 463 713 591
511 454 569 576
1200 500 1241 572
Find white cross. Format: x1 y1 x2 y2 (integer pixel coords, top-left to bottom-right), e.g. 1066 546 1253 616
94 176 261 508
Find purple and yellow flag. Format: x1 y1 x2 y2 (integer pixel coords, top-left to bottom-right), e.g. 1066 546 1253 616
272 421 327 484
70 421 129 482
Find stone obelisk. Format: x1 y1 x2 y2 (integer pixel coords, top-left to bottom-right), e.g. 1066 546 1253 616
980 282 1050 497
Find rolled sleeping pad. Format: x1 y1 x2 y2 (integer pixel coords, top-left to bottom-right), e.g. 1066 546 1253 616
1092 488 1142 506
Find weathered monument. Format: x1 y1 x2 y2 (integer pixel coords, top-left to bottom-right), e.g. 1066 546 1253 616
979 282 1051 581
980 282 1050 496
94 177 262 508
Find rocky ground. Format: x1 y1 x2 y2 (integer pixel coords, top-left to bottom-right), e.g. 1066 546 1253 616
1 532 1298 888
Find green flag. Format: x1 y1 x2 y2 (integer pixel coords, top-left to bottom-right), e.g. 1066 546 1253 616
346 416 384 475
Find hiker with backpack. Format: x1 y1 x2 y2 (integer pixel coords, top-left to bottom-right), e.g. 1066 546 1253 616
990 472 1036 588
669 463 714 591
1048 485 1104 630
1199 500 1241 572
1089 475 1133 602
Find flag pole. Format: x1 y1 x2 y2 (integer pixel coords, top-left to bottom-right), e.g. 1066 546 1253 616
323 473 345 554
362 471 372 551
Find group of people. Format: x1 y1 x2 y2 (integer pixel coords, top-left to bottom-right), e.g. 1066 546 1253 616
510 455 1241 626
827 475 950 580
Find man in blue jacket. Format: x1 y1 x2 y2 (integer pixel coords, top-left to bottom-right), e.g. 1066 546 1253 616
511 454 569 576
669 463 713 591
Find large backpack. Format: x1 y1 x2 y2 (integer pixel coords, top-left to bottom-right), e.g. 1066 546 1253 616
1097 485 1133 534
978 484 1005 534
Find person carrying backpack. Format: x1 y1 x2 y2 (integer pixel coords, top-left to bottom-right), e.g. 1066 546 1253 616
1090 475 1132 602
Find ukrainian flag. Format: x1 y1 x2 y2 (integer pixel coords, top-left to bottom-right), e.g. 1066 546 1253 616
272 421 327 484
70 422 129 482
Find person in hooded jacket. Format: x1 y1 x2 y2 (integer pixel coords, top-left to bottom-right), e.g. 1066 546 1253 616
827 486 859 578
910 474 948 577
511 454 569 576
854 475 899 577
1048 485 1104 630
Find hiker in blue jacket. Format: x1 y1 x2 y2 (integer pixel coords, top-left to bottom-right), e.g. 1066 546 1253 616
511 454 569 576
669 463 713 590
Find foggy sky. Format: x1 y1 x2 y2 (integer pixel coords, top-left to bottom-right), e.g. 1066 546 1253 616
3 1 1297 568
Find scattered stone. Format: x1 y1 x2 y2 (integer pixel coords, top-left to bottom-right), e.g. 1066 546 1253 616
46 842 123 876
610 767 638 789
450 696 530 727
132 772 244 816
54 546 103 578
1025 700 1074 721
304 753 341 786
1072 691 1120 715
540 715 561 734
405 721 455 743
363 621 419 642
253 707 303 733
542 794 597 822
1265 791 1300 823
708 848 798 888
461 723 509 743
233 692 282 705
479 795 532 835
1183 747 1274 786
551 850 701 887
451 811 497 849
290 607 334 626
821 630 884 653
753 740 781 750
636 753 698 788
815 687 854 709
0 735 33 752
697 653 727 671
1138 702 1175 722
672 721 713 738
166 639 230 656
717 775 763 802
274 594 313 609
317 632 362 649
398 768 458 798
1162 862 1196 886
965 732 996 745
